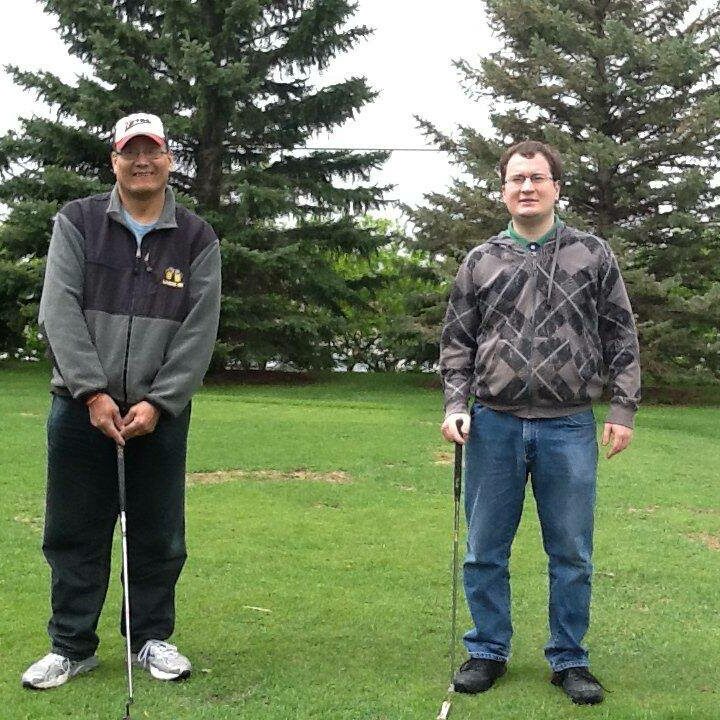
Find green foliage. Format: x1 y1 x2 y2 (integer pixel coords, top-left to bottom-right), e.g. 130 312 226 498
330 218 439 370
408 0 720 383
0 248 43 353
0 0 389 366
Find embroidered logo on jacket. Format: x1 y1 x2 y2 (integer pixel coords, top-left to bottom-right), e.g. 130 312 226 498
162 267 184 288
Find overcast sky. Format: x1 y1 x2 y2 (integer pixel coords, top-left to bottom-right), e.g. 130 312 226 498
0 0 498 213
4 2 714 213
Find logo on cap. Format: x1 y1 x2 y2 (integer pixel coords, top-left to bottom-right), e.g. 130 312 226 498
124 117 152 132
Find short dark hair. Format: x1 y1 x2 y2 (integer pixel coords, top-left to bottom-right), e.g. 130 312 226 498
499 141 562 184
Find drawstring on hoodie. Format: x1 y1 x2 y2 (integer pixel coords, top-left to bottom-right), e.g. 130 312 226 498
547 223 562 301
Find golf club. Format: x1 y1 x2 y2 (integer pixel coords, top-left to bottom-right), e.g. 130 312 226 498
117 444 134 720
436 418 464 720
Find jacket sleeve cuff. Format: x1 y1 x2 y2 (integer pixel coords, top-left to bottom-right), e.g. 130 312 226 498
606 402 636 429
144 397 166 416
444 402 470 418
78 388 108 404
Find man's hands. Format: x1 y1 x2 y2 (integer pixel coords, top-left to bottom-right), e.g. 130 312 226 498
440 412 632 457
441 412 470 444
602 422 633 459
87 393 125 445
120 401 160 440
86 394 160 443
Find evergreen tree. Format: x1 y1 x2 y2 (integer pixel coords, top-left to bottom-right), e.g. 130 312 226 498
408 0 720 382
0 0 388 368
331 218 439 371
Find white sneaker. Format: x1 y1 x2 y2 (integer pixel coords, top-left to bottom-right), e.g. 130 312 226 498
22 652 99 689
133 640 191 680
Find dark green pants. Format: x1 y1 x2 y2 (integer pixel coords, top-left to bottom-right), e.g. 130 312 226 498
43 395 190 660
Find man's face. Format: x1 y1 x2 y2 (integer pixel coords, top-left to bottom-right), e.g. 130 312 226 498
501 152 559 224
111 135 172 200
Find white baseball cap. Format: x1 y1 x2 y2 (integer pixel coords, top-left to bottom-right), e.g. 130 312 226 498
113 113 166 150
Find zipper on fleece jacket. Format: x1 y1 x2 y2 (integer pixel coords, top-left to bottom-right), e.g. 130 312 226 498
122 243 143 403
526 242 541 410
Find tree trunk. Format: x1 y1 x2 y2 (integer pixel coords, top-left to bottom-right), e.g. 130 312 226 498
193 0 225 212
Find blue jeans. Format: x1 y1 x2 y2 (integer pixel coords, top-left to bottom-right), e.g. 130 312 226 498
462 403 598 671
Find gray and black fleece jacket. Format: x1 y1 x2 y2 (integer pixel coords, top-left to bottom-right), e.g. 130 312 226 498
39 185 221 417
439 224 641 428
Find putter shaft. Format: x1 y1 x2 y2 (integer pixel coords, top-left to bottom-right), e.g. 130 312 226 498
449 427 463 685
436 422 464 720
117 445 134 717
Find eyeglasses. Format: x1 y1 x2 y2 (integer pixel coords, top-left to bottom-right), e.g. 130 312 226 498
115 147 168 160
504 174 555 188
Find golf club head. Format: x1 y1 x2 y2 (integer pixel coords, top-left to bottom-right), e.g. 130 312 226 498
436 699 452 720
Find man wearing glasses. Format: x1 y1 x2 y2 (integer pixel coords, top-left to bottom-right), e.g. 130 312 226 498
439 141 640 704
22 113 221 689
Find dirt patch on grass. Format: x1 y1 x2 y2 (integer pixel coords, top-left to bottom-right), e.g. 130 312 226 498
434 451 453 465
187 468 351 487
627 505 659 514
14 515 42 532
596 570 616 578
690 507 720 516
687 532 720 551
312 501 341 510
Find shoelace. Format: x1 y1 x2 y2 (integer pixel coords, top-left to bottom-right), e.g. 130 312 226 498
37 654 70 680
137 640 179 666
458 657 499 672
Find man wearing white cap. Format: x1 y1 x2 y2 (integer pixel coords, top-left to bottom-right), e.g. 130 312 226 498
22 113 221 689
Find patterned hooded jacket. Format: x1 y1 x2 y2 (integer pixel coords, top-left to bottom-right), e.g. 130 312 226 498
439 223 641 427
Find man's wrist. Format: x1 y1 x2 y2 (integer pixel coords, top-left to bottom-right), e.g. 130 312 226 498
85 391 106 408
143 398 163 416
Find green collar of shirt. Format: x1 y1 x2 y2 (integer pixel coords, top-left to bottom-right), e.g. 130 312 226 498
506 216 564 247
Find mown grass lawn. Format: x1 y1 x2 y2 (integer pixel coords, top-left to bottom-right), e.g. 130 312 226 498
1 362 719 720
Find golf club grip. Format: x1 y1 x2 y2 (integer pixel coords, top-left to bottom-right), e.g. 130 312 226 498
116 445 126 511
453 418 463 499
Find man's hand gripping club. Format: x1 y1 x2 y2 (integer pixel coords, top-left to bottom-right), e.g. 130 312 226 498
86 394 160 443
441 412 471 445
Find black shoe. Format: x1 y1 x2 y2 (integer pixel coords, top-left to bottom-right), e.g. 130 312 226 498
551 666 605 705
452 658 507 694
